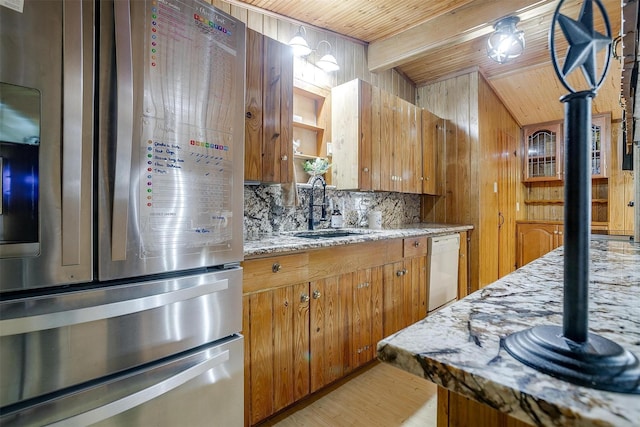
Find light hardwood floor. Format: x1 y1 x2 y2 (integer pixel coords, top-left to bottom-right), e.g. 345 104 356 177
259 362 438 427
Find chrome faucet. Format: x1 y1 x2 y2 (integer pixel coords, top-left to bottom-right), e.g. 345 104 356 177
308 175 327 230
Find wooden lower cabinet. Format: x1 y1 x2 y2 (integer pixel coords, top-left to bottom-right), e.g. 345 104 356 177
437 386 531 427
516 222 563 268
243 283 310 426
242 236 458 425
309 266 383 392
382 256 427 337
243 265 384 425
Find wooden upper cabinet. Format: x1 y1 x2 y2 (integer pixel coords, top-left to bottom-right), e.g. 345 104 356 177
523 121 563 182
522 114 611 182
331 79 378 191
331 78 426 194
244 29 293 183
591 113 610 178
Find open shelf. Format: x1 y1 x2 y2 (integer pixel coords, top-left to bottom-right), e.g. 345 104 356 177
524 199 608 205
292 82 331 185
293 120 324 133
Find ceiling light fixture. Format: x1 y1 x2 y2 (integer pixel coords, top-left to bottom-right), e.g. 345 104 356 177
487 16 525 64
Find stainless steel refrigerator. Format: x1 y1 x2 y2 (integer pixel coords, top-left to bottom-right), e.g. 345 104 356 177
0 0 245 425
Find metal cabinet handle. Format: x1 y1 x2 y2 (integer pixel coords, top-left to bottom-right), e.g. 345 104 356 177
301 294 310 303
414 241 421 247
313 290 322 299
47 350 230 427
0 278 229 337
272 262 282 273
363 167 369 172
281 155 288 161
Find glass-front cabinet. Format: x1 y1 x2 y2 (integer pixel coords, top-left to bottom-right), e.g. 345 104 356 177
523 121 562 182
590 114 609 178
523 114 610 182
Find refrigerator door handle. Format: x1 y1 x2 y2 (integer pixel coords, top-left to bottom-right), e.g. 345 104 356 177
111 0 134 261
45 350 230 427
0 278 229 336
61 0 84 266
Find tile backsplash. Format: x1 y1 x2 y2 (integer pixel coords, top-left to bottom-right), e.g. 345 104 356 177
244 184 421 239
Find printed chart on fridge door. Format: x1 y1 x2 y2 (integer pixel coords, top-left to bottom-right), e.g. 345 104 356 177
139 0 240 258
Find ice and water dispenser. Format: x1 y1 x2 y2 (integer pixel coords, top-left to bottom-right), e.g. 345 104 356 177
0 82 40 257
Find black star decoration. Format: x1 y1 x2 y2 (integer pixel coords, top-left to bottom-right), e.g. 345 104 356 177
557 0 611 88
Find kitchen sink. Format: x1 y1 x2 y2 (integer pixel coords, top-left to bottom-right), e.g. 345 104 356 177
292 230 365 239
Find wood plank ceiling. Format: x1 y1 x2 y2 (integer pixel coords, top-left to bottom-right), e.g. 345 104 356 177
230 0 629 126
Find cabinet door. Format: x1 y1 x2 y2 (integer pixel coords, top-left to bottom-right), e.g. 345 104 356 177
421 110 442 195
382 258 426 336
352 266 384 368
516 223 559 268
591 114 610 178
243 30 293 184
245 283 310 425
244 29 263 182
555 225 564 248
379 91 396 192
331 79 379 191
262 36 293 183
408 256 428 322
401 100 422 194
523 122 562 182
310 273 354 393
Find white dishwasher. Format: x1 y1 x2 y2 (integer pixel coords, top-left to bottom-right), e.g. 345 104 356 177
427 234 460 314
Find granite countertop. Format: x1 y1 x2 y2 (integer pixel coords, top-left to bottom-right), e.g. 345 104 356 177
243 223 473 258
377 238 640 426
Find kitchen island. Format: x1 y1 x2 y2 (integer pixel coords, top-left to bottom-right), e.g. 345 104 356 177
378 238 640 427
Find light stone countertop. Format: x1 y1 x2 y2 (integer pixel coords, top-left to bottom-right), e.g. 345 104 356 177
243 223 473 258
377 238 640 426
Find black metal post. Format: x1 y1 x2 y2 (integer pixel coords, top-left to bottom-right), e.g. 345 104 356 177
502 0 640 394
561 90 593 344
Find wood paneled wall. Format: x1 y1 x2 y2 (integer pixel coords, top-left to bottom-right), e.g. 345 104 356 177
608 120 636 235
478 75 521 281
207 0 416 102
417 72 521 291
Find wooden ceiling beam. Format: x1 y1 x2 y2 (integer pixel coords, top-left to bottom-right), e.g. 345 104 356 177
367 0 558 73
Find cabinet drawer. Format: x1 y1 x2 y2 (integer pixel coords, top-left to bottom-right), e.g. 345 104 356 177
242 253 309 294
403 237 428 258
